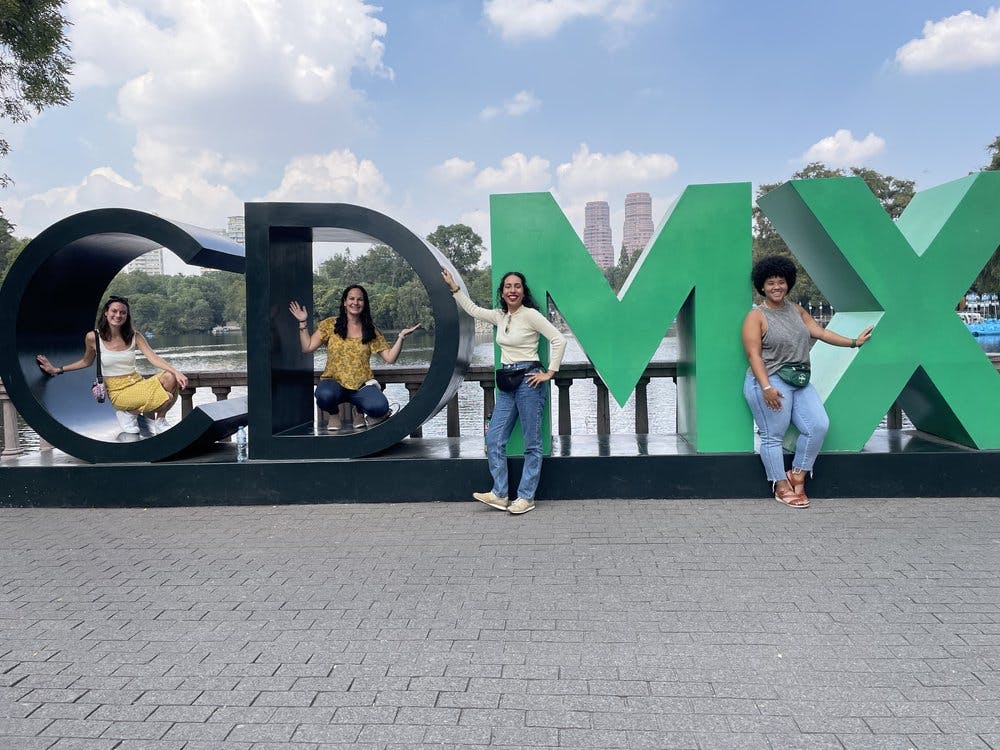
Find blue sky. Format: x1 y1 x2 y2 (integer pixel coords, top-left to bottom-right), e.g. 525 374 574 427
3 0 1000 273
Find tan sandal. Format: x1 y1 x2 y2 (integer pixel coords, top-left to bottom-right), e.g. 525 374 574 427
774 480 809 508
786 469 809 506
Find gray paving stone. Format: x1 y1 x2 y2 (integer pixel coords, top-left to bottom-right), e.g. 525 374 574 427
2 498 999 749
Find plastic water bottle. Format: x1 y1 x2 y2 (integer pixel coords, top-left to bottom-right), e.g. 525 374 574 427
236 425 248 462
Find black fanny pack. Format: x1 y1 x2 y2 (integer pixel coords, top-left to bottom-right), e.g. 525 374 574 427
775 361 811 387
495 362 541 392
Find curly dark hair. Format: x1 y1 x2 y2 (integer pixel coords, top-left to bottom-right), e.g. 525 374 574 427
495 271 540 312
333 285 378 344
97 296 135 344
751 256 797 295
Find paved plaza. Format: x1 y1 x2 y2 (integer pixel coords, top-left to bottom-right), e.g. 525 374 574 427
1 497 998 750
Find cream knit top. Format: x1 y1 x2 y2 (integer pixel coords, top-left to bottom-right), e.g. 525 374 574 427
453 290 567 371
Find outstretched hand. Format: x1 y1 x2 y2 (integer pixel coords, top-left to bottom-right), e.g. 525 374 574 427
288 300 308 322
440 268 458 291
399 323 423 339
855 325 874 347
36 354 57 376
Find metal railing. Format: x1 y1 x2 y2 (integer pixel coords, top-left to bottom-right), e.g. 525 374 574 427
4 353 1000 456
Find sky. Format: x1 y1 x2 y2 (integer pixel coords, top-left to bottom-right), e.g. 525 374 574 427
3 0 1000 274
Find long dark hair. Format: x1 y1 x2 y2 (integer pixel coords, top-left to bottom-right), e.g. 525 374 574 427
333 285 378 343
495 271 539 312
97 295 135 344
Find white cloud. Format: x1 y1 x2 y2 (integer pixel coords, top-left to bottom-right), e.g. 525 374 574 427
800 129 885 168
5 165 243 237
61 0 391 219
431 157 478 181
480 90 541 120
263 149 390 205
896 8 1000 72
555 143 678 198
473 153 552 192
483 0 651 40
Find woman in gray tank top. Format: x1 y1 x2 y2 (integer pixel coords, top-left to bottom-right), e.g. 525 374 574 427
741 256 873 507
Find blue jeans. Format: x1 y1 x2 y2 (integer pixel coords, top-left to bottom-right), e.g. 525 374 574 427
487 362 547 500
315 379 389 418
743 372 829 482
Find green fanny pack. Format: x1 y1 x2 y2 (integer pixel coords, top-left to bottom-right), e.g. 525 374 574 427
776 361 811 387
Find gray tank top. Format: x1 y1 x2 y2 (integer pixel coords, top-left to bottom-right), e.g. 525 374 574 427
757 302 812 375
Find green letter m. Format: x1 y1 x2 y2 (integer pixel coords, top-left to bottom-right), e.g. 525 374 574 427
490 185 752 452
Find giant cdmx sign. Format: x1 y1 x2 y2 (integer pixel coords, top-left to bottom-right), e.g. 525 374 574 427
2 172 999 464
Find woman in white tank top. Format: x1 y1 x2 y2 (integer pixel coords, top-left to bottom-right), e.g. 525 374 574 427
36 295 189 436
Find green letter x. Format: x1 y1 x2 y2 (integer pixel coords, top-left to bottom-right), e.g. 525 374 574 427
759 172 1000 450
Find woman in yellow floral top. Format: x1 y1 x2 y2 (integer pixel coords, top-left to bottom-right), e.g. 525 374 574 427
289 285 421 427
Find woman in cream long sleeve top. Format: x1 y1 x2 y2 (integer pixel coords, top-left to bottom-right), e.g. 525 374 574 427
442 268 566 515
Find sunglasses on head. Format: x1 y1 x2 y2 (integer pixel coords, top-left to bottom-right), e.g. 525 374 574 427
108 295 129 305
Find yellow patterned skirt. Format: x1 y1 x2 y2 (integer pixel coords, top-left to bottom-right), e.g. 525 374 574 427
104 371 171 413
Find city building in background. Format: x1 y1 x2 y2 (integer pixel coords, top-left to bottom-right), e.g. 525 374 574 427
122 248 163 275
621 192 653 262
584 201 614 270
226 215 245 245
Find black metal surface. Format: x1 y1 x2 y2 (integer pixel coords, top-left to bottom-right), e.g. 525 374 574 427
244 202 474 460
1 431 996 507
0 209 247 462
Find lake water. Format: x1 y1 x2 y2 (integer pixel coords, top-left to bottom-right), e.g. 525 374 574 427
9 328 1000 451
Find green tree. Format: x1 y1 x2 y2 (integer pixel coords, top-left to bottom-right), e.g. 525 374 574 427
464 265 493 307
753 162 916 306
426 224 484 275
972 136 1000 295
987 136 1000 172
1 0 73 189
0 214 27 281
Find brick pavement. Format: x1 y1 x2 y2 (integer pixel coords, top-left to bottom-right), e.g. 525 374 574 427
1 497 998 750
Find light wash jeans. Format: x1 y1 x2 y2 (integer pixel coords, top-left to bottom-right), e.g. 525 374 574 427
487 362 547 500
315 379 389 418
743 372 829 483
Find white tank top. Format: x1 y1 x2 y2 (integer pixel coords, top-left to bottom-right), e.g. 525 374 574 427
98 337 139 377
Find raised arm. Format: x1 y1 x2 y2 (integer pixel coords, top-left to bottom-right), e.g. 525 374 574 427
36 331 98 376
289 300 324 353
797 304 873 348
378 323 424 364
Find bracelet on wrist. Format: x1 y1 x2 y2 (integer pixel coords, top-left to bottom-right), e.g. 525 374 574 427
299 324 307 331
850 338 857 348
762 384 773 391
58 366 64 375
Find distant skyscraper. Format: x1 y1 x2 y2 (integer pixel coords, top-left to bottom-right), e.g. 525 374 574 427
584 201 614 270
622 192 653 262
122 248 163 275
226 215 245 245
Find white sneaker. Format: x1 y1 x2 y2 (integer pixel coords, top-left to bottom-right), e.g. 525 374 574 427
116 411 140 434
507 498 535 515
152 417 170 434
472 491 509 510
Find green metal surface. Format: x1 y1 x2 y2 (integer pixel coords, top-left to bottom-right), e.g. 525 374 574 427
490 185 752 452
759 173 1000 450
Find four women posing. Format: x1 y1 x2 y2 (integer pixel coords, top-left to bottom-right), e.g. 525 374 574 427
37 256 875 512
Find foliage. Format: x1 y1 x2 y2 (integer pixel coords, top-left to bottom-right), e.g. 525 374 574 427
311 224 492 331
988 136 1000 173
0 211 28 282
104 270 246 336
1 0 73 188
427 224 485 275
973 135 1000 294
752 162 917 306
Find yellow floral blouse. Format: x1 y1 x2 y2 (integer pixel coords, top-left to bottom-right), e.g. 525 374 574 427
317 317 389 390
